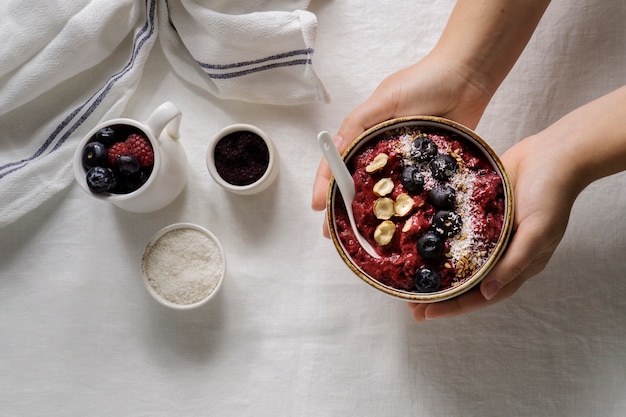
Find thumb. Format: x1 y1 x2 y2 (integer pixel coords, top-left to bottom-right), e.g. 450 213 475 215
480 224 543 300
336 90 399 146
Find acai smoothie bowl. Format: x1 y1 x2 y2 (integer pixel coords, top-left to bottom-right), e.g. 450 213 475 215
326 116 514 303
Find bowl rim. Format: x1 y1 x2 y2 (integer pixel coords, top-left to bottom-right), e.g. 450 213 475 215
206 123 279 195
326 115 514 303
141 222 226 310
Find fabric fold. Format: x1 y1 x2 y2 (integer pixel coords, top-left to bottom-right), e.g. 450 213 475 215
161 2 329 104
0 0 156 229
0 0 329 229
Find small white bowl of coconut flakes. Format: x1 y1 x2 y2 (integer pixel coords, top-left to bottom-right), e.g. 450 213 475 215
141 223 226 310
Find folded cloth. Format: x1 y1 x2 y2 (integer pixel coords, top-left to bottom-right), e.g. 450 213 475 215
161 1 329 104
0 0 329 229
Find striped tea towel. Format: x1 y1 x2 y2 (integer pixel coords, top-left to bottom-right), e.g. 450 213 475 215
161 0 329 104
0 0 329 229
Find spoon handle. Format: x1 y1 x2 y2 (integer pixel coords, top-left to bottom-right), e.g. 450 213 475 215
318 131 380 259
317 131 355 201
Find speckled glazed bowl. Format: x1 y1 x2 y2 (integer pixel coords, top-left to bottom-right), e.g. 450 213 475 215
327 116 514 303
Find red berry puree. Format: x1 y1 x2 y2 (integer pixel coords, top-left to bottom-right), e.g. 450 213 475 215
332 126 505 293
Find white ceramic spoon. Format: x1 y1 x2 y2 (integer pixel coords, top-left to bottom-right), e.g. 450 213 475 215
318 131 380 259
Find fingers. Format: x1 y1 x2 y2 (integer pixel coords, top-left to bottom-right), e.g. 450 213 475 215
479 221 544 300
408 288 488 322
312 159 331 211
337 98 393 142
408 272 530 323
311 133 354 212
407 222 549 322
311 103 387 211
312 95 395 210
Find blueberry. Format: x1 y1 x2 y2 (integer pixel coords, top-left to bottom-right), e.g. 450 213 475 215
417 232 444 260
95 127 119 145
411 136 438 162
429 154 458 181
86 167 115 193
414 267 441 293
401 166 424 193
113 169 150 194
82 141 108 169
428 185 456 209
114 155 140 175
432 210 463 238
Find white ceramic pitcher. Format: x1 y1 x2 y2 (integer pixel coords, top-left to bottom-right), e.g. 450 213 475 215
73 102 188 213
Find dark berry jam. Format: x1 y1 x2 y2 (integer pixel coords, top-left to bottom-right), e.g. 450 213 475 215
214 131 270 186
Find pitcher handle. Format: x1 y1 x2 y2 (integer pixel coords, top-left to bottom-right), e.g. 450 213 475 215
145 102 182 141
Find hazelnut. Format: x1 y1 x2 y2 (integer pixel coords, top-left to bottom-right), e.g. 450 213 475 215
402 216 413 232
394 193 415 217
374 220 396 245
373 197 395 220
365 153 389 173
373 178 394 197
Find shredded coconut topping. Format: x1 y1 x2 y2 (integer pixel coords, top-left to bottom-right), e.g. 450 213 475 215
143 228 224 305
394 127 496 281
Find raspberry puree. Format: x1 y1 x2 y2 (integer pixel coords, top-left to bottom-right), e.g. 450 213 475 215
332 125 505 293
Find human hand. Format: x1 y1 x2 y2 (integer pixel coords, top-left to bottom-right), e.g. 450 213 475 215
408 132 584 322
312 53 494 235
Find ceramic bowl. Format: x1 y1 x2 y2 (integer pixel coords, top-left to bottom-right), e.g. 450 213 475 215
141 223 226 310
326 116 514 303
206 124 279 195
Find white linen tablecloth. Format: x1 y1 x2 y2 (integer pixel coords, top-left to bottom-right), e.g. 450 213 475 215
2 0 626 416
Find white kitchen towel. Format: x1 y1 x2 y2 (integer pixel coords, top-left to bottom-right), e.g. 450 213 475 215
160 1 329 104
0 0 329 229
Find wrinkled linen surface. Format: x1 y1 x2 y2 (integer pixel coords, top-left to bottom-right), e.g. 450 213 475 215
0 0 328 228
1 0 626 416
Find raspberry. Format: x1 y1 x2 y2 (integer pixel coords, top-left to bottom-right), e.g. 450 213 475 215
125 133 154 167
107 142 130 166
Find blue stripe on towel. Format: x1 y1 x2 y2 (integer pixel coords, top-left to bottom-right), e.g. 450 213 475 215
205 59 312 79
199 49 313 70
198 49 314 79
0 0 157 180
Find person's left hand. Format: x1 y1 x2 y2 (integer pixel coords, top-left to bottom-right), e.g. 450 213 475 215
311 55 494 236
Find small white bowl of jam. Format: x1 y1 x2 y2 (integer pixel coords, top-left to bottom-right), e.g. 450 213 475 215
206 124 279 195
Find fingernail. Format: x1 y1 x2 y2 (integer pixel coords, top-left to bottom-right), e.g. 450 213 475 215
483 281 502 300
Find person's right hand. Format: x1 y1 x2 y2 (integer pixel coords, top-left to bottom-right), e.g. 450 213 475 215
311 52 495 235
